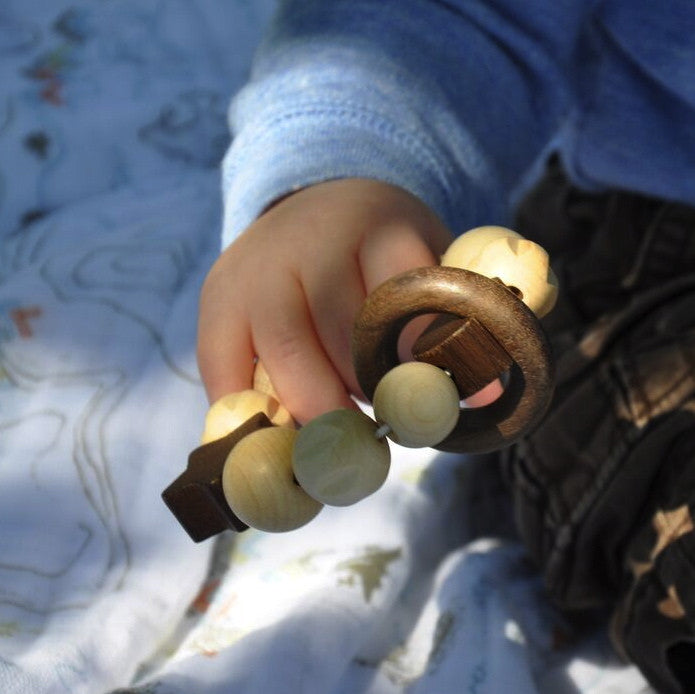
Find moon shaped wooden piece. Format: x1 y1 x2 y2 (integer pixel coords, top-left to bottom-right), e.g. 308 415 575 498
352 266 554 453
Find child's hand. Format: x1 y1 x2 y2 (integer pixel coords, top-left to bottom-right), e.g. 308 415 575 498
197 178 452 424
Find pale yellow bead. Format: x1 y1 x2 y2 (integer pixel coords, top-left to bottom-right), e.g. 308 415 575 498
253 360 279 400
372 362 460 448
292 409 391 506
201 390 294 444
222 426 322 532
441 225 524 267
441 225 558 317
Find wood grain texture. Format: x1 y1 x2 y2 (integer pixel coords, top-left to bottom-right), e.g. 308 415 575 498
201 389 293 444
253 360 280 400
222 426 323 532
162 412 274 541
442 226 558 317
372 361 460 447
352 266 554 453
293 409 390 506
412 314 512 399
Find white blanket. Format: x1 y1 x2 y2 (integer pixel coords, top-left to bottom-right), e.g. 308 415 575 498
0 2 652 692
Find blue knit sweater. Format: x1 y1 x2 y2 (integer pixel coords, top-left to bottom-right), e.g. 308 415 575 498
221 0 695 248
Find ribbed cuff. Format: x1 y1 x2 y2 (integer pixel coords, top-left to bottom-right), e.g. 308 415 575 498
219 52 500 248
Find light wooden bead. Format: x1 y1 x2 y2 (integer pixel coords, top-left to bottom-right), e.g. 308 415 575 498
373 362 460 448
201 390 294 444
441 225 523 267
253 360 280 400
222 426 322 532
442 225 558 318
292 409 391 507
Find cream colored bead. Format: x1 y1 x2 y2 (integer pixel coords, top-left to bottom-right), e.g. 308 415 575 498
222 426 322 532
441 225 558 317
442 225 524 266
253 360 279 400
372 362 460 448
292 409 391 507
201 390 294 444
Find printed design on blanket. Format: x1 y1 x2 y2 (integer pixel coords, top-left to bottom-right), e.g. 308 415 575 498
139 91 229 168
0 303 42 339
0 1 241 237
0 302 122 616
337 546 403 603
174 533 405 660
23 131 51 161
364 607 462 688
0 182 209 646
22 8 91 107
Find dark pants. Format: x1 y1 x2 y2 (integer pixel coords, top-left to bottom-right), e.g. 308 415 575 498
504 158 695 694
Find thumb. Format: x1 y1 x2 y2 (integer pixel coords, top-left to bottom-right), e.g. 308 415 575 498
359 223 450 362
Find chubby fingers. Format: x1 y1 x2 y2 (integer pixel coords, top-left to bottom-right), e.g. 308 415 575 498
197 259 256 404
359 223 449 362
300 252 367 401
197 178 454 425
250 269 357 424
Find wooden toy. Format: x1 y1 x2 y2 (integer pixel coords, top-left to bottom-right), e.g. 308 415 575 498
440 225 558 318
222 426 323 532
201 390 293 444
372 361 460 447
353 226 557 454
292 409 391 506
162 412 269 541
162 226 557 541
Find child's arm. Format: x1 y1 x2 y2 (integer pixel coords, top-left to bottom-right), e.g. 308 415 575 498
201 0 588 421
197 178 452 424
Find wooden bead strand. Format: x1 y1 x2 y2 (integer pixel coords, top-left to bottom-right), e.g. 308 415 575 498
164 230 558 540
206 362 324 533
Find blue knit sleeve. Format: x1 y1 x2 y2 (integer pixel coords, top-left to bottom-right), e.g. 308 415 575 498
221 0 592 248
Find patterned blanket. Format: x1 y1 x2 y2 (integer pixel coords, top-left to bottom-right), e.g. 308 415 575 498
0 2 652 692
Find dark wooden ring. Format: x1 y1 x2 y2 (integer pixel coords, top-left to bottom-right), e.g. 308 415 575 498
352 266 554 453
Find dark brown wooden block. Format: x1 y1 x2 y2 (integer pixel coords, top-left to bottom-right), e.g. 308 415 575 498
352 266 554 453
162 412 273 542
412 314 513 399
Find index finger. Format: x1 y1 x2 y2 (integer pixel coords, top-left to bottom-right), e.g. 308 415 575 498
251 271 357 424
197 271 256 404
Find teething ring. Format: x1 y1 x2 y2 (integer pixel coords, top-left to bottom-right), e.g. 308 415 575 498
352 265 554 453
